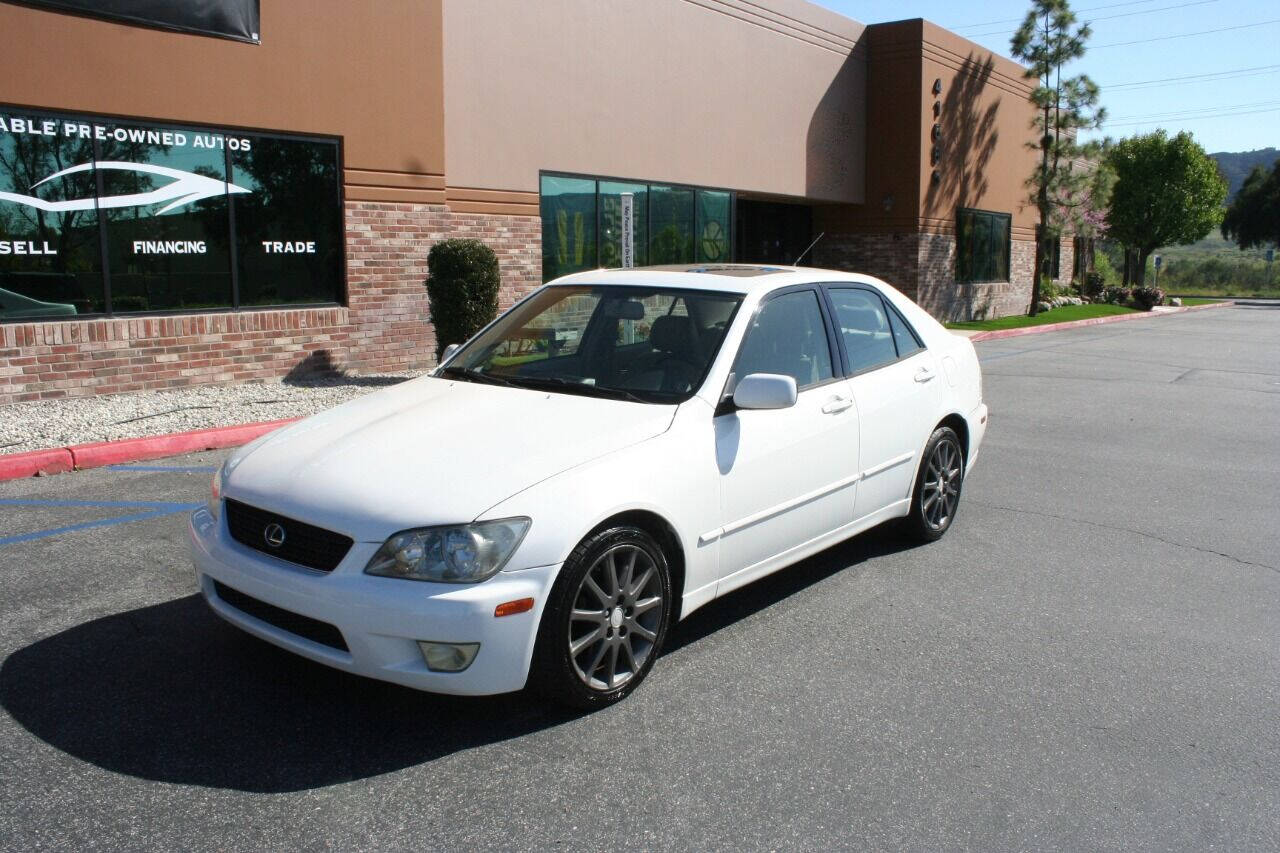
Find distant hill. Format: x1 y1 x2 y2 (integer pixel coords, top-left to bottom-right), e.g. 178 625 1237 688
1210 148 1279 200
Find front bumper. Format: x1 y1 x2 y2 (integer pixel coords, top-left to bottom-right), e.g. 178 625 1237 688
187 508 559 695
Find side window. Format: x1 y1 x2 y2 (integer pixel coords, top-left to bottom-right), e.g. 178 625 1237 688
886 303 924 358
734 290 834 391
828 288 898 373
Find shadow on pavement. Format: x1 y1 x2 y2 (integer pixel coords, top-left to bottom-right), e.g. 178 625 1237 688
0 527 914 793
668 525 914 654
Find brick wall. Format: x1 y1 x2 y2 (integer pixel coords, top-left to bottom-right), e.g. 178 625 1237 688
815 233 920 299
0 202 542 404
819 230 1035 323
1056 238 1075 286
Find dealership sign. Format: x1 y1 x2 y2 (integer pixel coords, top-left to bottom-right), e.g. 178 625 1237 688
0 161 251 215
0 106 343 319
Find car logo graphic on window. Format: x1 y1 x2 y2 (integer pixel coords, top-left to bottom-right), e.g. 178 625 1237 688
0 161 251 215
263 523 287 549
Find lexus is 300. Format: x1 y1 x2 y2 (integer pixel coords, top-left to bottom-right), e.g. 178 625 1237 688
189 265 987 708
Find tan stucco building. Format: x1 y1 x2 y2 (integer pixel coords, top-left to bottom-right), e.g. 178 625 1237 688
0 0 1072 403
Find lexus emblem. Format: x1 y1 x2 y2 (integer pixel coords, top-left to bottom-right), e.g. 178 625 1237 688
263 523 287 549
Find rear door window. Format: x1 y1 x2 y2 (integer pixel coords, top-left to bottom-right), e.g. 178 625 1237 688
827 288 898 374
886 303 924 358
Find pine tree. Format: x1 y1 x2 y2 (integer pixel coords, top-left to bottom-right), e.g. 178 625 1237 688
1011 0 1106 314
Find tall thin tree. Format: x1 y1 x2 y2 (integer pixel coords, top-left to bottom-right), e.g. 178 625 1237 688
1011 0 1105 314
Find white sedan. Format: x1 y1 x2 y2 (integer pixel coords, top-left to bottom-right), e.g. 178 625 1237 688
188 265 987 708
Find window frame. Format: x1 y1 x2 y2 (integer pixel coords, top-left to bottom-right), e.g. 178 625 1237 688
1036 226 1061 279
0 102 346 323
955 207 1012 285
819 283 929 378
540 170 736 281
719 284 844 411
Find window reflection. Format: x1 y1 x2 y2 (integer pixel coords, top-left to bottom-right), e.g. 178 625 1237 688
649 185 694 265
0 111 103 320
99 129 233 313
1 107 345 321
957 208 1011 284
540 175 597 281
540 174 735 281
232 137 342 306
696 190 731 263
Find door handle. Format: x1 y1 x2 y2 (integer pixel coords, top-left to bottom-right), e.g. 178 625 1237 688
822 396 853 414
914 366 936 383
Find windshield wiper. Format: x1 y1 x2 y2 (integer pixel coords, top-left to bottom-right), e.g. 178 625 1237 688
439 366 519 388
504 375 660 404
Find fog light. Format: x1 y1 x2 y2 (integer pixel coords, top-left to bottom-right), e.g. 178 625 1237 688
417 641 480 673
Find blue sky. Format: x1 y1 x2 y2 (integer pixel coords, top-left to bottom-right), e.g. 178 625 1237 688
812 0 1279 153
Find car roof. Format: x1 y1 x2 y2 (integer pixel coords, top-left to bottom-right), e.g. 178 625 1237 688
548 264 882 295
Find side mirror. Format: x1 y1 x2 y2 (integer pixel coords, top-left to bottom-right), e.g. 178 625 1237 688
732 373 798 410
441 343 460 363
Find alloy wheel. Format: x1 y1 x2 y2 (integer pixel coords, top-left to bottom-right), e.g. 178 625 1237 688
568 543 665 691
922 437 962 530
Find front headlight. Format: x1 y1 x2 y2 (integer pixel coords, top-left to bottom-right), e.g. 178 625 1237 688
364 517 531 583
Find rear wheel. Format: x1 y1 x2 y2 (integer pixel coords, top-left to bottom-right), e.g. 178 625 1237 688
904 426 964 542
530 526 672 709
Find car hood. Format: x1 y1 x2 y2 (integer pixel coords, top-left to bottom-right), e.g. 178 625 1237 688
222 376 677 542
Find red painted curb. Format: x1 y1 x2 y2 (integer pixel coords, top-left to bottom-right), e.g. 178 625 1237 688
0 418 300 482
0 447 75 480
68 418 301 470
968 300 1232 343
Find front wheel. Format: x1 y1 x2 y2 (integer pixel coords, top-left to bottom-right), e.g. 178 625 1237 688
904 426 965 542
529 526 672 709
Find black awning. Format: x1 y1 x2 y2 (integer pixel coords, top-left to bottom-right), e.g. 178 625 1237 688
11 0 260 44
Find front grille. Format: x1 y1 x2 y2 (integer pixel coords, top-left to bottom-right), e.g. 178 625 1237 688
224 498 352 572
213 580 349 652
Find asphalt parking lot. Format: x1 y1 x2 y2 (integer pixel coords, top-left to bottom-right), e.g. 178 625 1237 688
1 305 1276 851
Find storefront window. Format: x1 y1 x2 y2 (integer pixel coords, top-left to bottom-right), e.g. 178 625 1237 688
649 185 694 265
0 106 344 322
540 172 733 281
232 136 342 306
1036 226 1061 279
0 113 103 320
100 127 233 313
956 208 1011 284
696 190 731 263
540 175 597 281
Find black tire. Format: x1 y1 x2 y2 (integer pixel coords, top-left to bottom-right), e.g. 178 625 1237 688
529 525 673 710
903 426 965 543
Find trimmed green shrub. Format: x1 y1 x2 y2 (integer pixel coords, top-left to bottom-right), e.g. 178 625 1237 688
425 238 500 360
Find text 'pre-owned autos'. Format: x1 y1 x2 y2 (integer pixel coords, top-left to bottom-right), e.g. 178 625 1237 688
189 265 987 708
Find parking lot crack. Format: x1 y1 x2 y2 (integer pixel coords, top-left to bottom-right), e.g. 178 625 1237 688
968 499 1279 575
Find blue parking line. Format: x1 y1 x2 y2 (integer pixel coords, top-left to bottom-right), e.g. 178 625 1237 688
0 504 199 546
106 464 218 473
0 498 200 510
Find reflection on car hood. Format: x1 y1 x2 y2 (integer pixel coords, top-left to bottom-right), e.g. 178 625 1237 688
222 376 677 541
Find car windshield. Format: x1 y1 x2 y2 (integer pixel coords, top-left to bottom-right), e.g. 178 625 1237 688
443 285 743 403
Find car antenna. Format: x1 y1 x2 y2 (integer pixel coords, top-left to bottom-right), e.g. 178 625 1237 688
792 232 824 266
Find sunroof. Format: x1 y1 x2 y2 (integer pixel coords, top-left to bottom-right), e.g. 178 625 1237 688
633 264 790 277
